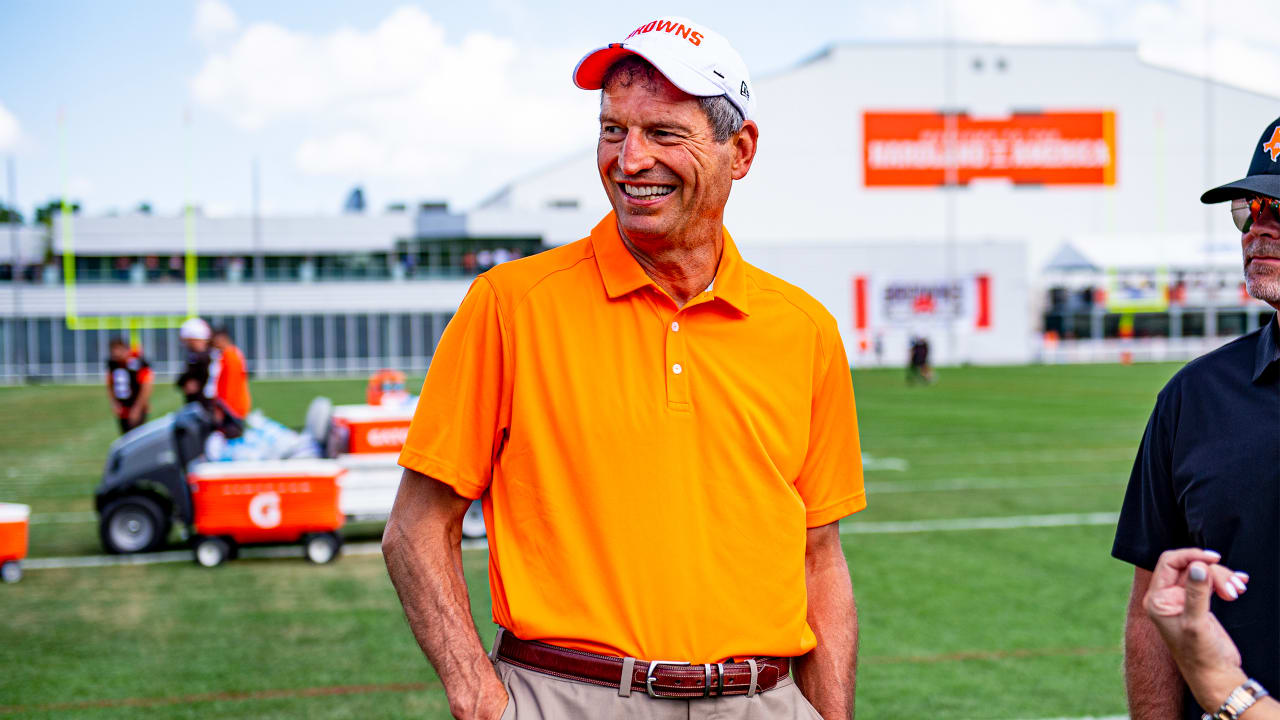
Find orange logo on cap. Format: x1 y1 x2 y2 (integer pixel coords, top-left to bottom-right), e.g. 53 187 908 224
1265 127 1280 162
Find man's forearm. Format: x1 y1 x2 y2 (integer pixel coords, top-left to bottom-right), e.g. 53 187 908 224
795 522 858 718
1126 568 1184 719
383 473 505 718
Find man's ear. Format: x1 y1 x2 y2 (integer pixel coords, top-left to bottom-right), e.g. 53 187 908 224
731 119 759 181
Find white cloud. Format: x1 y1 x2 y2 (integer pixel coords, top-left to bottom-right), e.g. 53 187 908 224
193 0 238 46
0 101 20 152
190 5 597 202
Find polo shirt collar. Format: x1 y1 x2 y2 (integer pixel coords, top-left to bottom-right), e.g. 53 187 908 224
590 213 750 315
1253 313 1280 384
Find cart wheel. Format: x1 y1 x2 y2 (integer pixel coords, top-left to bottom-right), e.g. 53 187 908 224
100 495 169 554
461 500 487 539
194 536 230 568
0 561 20 583
304 532 341 564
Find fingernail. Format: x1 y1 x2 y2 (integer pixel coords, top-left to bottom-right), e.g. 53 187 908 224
1233 577 1248 593
1190 565 1207 582
1205 550 1222 560
1236 570 1251 581
1226 584 1239 599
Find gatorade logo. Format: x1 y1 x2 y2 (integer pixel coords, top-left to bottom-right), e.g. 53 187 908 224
1265 127 1280 162
248 491 282 529
365 426 409 448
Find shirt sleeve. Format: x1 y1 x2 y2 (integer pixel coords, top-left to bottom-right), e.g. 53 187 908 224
399 276 511 500
1112 391 1190 571
794 331 867 528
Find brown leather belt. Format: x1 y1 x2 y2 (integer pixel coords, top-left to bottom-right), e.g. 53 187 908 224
495 631 791 699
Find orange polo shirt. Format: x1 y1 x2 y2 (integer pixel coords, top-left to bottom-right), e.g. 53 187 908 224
400 213 865 663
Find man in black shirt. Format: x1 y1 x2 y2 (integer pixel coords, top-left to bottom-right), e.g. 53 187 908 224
175 318 212 404
105 337 153 434
1114 116 1280 719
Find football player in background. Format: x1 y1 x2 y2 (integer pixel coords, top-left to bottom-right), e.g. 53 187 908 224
106 337 153 434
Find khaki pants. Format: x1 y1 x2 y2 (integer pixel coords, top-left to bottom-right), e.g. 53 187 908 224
494 659 824 720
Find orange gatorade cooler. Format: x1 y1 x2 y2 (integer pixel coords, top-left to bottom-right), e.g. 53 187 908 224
328 404 413 455
187 461 345 567
0 503 30 583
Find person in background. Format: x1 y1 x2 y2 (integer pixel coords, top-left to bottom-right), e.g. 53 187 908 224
106 337 153 434
210 326 251 419
1144 548 1276 719
907 335 933 385
175 318 212 405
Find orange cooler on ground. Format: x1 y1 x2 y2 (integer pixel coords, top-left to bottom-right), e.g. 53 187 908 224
329 404 414 455
0 503 30 583
188 461 345 545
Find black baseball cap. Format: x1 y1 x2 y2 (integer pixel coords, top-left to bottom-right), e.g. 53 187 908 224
1201 116 1280 203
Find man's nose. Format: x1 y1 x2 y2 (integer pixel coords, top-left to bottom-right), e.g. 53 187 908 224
618 130 656 176
1252 207 1280 238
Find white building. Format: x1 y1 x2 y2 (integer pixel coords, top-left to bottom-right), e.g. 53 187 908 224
3 41 1277 380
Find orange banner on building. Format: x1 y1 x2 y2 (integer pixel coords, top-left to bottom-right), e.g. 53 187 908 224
863 111 1116 186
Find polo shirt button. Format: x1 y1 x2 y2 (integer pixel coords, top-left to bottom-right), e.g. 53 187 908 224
671 321 680 332
672 363 683 375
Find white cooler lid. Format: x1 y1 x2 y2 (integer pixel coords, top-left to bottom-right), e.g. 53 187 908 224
332 404 416 422
189 460 345 479
0 503 31 522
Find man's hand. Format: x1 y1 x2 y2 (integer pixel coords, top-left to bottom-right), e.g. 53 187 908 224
1143 548 1249 713
383 470 507 719
127 404 144 424
794 521 857 718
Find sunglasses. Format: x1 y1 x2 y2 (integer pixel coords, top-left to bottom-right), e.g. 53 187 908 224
1231 195 1280 232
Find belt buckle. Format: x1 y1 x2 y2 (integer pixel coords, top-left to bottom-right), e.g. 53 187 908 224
645 660 689 698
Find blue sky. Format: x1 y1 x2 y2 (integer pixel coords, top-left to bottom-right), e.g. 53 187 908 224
0 0 1271 218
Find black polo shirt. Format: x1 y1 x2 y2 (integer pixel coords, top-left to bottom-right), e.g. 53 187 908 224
1113 313 1279 718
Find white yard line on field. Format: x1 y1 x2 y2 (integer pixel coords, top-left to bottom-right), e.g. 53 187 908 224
841 512 1119 535
19 513 1116 571
28 511 97 524
21 476 1122 525
865 476 1124 494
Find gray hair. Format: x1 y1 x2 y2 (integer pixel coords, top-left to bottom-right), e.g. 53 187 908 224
601 56 744 143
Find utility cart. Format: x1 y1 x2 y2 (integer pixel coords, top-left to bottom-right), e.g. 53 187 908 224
0 503 30 583
187 460 346 567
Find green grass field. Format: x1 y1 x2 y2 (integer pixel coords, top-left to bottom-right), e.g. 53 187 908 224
0 363 1182 718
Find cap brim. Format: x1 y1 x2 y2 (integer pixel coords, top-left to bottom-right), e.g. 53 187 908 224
1201 175 1280 203
573 45 723 99
573 45 634 90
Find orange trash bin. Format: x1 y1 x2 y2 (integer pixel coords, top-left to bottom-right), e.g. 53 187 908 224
0 503 30 583
187 461 345 567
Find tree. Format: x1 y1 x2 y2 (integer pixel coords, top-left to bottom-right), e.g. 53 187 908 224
136 201 152 215
0 201 21 224
35 198 81 227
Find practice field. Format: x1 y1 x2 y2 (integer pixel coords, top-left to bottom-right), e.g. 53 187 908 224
0 363 1181 718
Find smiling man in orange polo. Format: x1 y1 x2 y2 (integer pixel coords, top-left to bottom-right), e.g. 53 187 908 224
384 16 865 720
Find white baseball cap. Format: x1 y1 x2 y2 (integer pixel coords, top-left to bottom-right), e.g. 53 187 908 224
179 317 211 341
573 16 756 122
